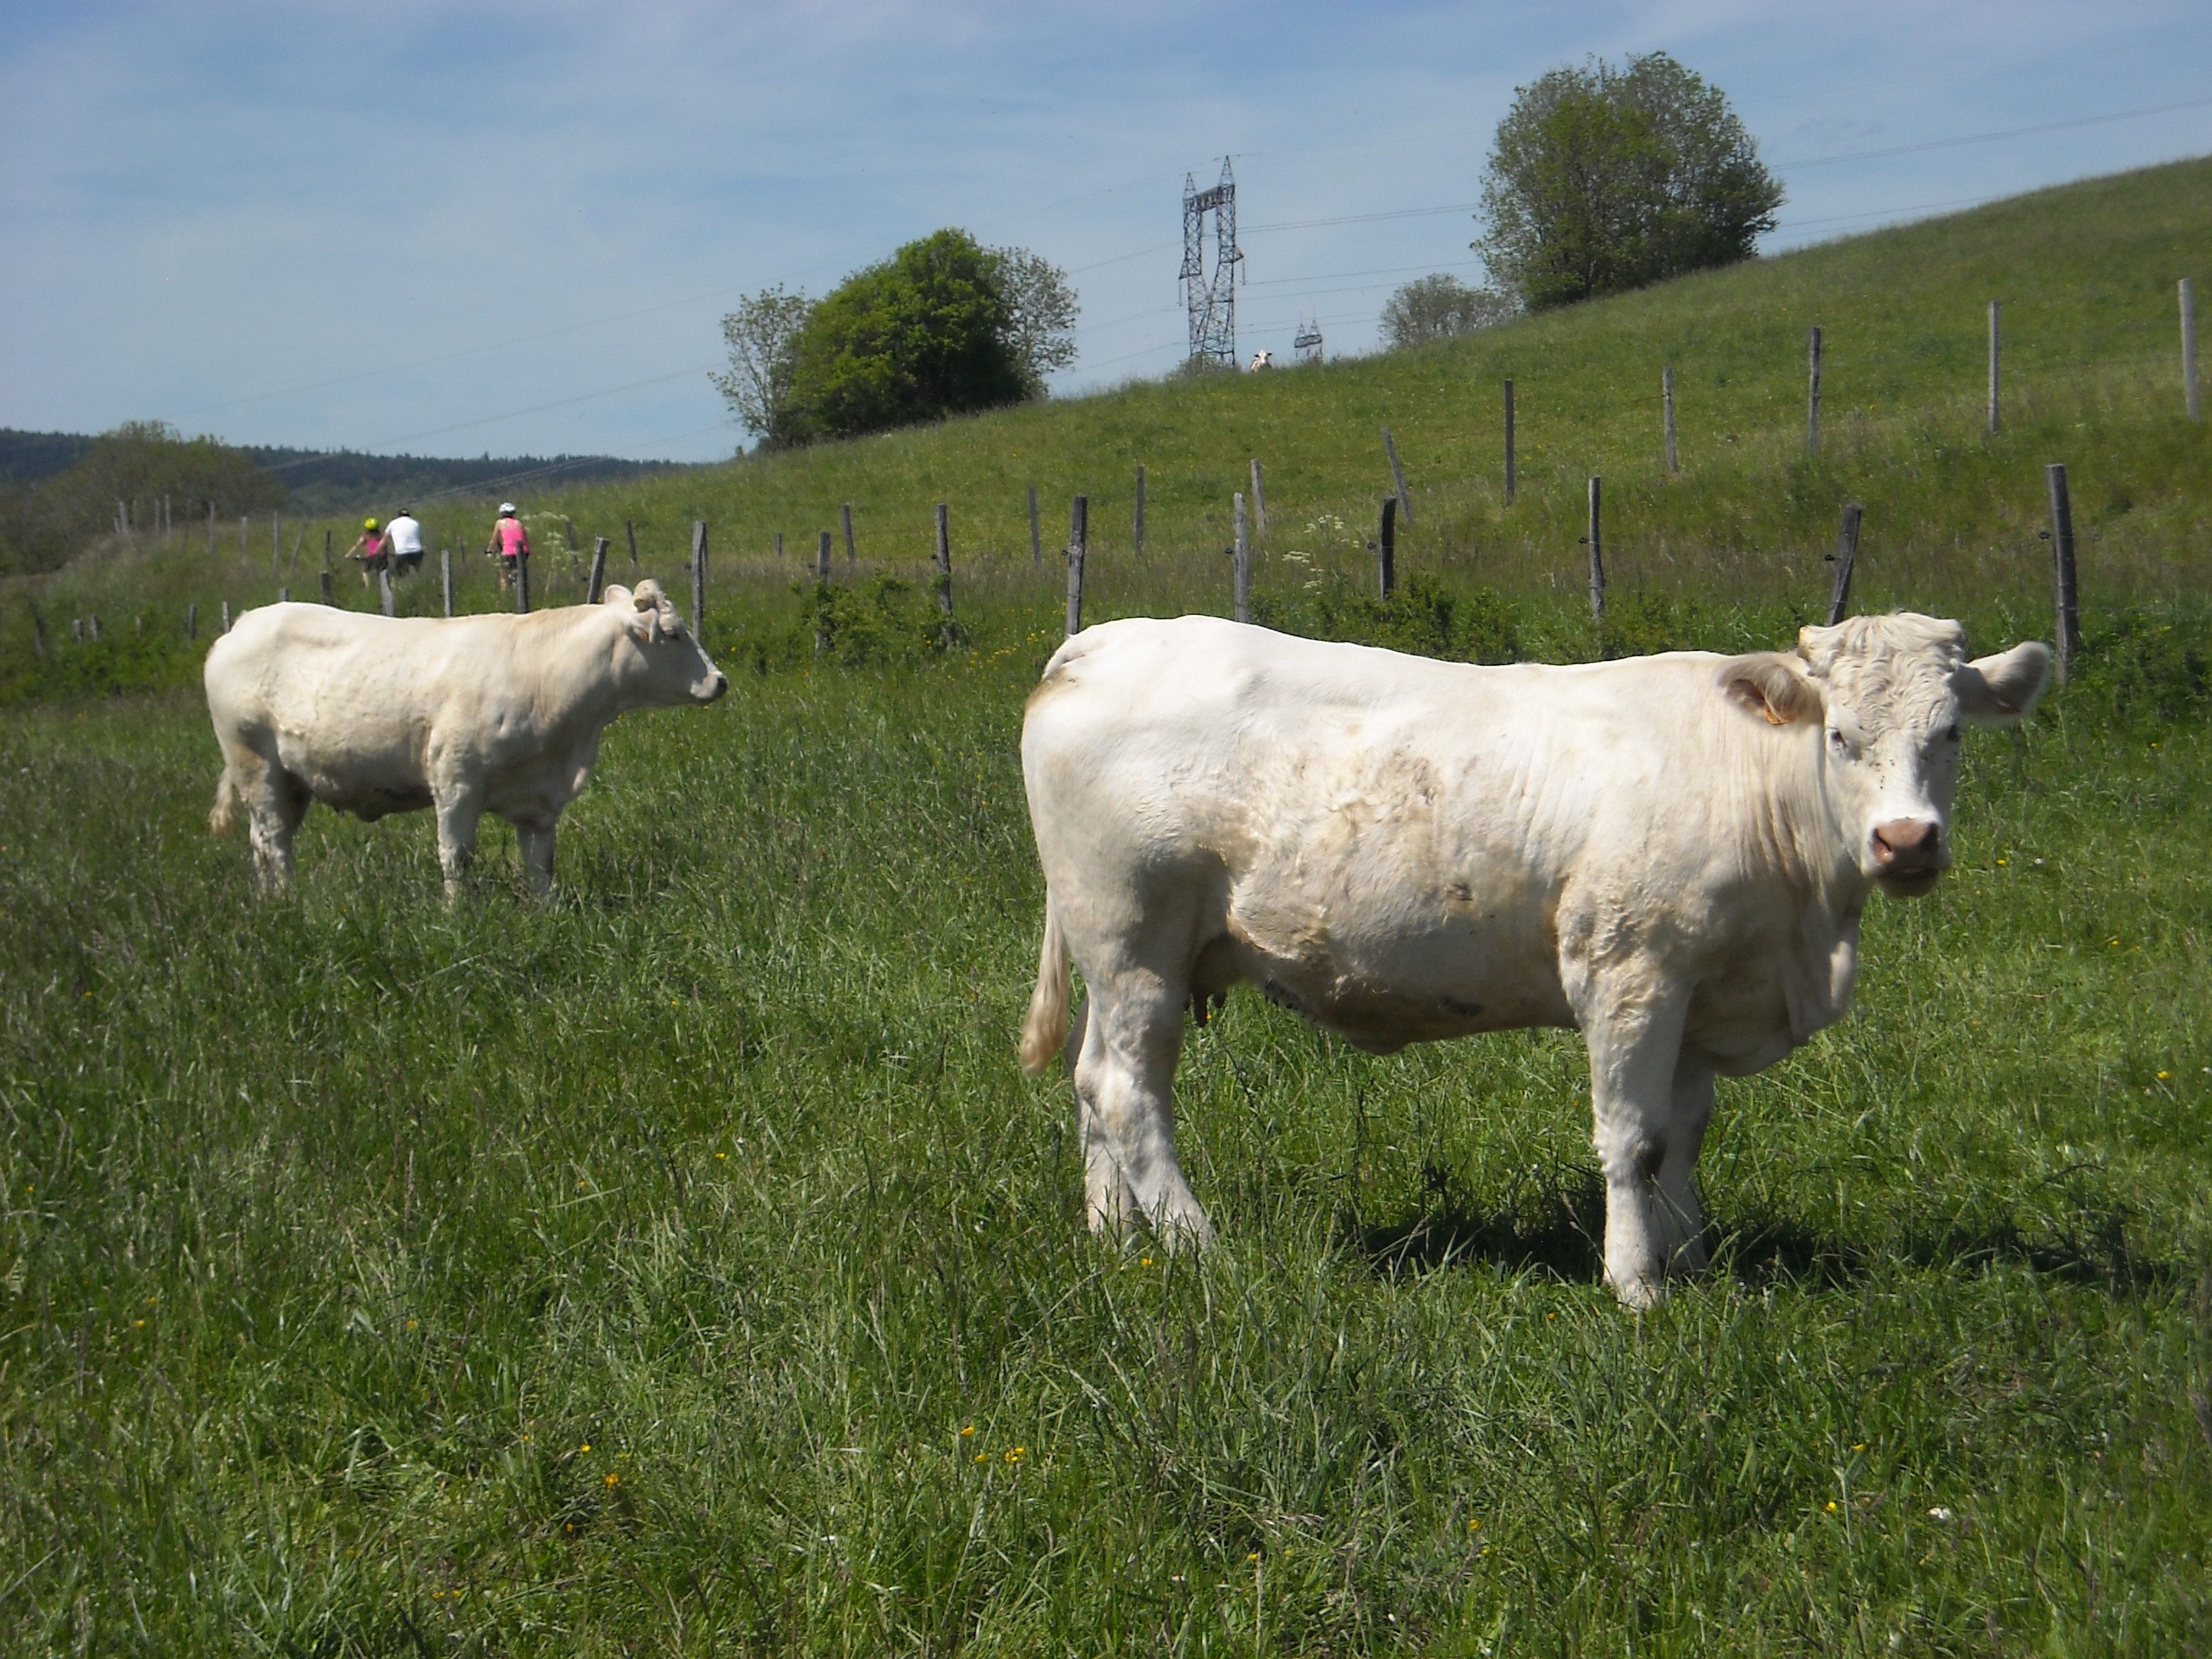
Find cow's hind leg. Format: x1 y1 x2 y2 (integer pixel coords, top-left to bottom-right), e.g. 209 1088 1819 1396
1072 963 1210 1249
243 765 309 891
1653 1061 1715 1277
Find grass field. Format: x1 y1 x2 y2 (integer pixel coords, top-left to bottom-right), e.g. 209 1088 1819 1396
4 158 2211 1654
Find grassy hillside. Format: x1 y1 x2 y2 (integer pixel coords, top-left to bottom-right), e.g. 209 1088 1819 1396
6 156 2208 698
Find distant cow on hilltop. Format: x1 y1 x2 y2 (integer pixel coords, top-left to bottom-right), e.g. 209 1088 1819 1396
1247 350 1274 370
1018 613 2049 1308
205 581 726 896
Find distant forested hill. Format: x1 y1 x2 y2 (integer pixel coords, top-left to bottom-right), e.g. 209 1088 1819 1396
0 429 694 514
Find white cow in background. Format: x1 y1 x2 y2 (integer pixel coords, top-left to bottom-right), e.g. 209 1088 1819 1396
1248 351 1274 370
205 580 726 895
1019 613 2049 1308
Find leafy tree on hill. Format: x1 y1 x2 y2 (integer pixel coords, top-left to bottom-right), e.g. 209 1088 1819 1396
716 232 1077 448
0 421 285 576
1380 273 1519 349
1475 52 1782 311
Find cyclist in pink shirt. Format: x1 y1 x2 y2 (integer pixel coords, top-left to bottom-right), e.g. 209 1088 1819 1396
485 503 531 593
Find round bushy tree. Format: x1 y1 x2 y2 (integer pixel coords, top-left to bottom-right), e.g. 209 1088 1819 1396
1475 53 1783 311
783 230 1028 443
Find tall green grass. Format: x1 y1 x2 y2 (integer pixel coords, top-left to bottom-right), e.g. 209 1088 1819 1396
1 155 2209 1653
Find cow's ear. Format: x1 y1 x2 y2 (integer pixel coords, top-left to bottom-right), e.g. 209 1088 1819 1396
1719 652 1823 726
601 583 633 608
1955 641 2051 725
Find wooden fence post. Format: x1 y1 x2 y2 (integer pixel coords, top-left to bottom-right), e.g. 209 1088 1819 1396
775 531 785 562
1382 428 1413 522
1377 496 1396 599
1249 459 1267 536
186 603 197 641
71 618 83 644
2183 279 2200 421
840 503 855 571
1586 477 1606 627
207 500 215 554
1987 301 2002 434
691 520 708 635
1825 502 1864 626
1134 466 1146 555
1233 492 1251 624
814 531 832 655
238 516 249 568
278 586 288 604
90 615 102 642
516 548 531 615
441 547 454 616
563 516 577 553
1807 325 1823 455
219 603 230 635
1028 484 1042 567
588 536 609 603
272 511 281 576
2046 463 2080 683
1663 364 1678 474
933 503 956 649
1503 379 1516 503
320 570 335 605
323 528 332 572
379 565 395 616
1066 495 1087 637
625 518 640 575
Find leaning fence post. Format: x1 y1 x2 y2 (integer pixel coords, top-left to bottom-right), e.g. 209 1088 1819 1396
2182 279 2201 421
1663 364 1679 474
691 520 709 636
1585 477 1606 627
1807 325 1823 455
1066 495 1087 637
1028 484 1042 567
933 503 956 649
1503 379 1516 503
1382 428 1413 522
1249 459 1267 536
1987 301 2002 435
1233 492 1251 624
815 529 832 583
379 565 395 616
840 503 855 572
1825 502 1865 626
2046 463 2081 683
320 570 335 606
625 518 640 575
186 603 197 641
588 536 609 603
516 549 531 615
1134 466 1146 555
775 531 785 563
1377 496 1396 600
441 547 454 616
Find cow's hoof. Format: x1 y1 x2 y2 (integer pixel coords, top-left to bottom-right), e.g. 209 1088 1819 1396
1610 1275 1665 1311
1154 1208 1215 1253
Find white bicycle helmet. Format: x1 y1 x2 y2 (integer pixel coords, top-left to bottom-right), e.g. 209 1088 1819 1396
498 502 518 514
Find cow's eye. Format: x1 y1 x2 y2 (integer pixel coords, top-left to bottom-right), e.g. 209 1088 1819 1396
1827 728 1848 752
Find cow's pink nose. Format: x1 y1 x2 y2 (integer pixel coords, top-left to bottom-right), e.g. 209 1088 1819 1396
1871 819 1943 869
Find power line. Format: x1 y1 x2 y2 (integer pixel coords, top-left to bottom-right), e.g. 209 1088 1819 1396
1771 94 2212 169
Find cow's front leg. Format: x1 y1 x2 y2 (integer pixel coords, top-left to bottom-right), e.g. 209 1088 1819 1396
1578 979 1691 1309
433 789 484 902
514 817 557 896
1653 1060 1715 1276
1072 975 1210 1250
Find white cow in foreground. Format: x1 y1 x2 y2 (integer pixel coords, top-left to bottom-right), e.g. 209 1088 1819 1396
1019 612 2049 1307
206 581 726 894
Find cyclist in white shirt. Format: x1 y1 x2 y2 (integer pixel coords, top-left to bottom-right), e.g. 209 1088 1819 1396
385 507 426 575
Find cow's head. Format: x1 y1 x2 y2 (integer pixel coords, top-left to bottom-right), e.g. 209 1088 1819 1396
606 580 728 705
1719 613 2049 896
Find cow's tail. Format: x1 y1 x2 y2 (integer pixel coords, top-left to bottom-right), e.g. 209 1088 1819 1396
1018 892 1071 1076
209 767 240 835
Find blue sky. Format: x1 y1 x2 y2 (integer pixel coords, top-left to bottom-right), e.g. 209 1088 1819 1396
3 1 2208 462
